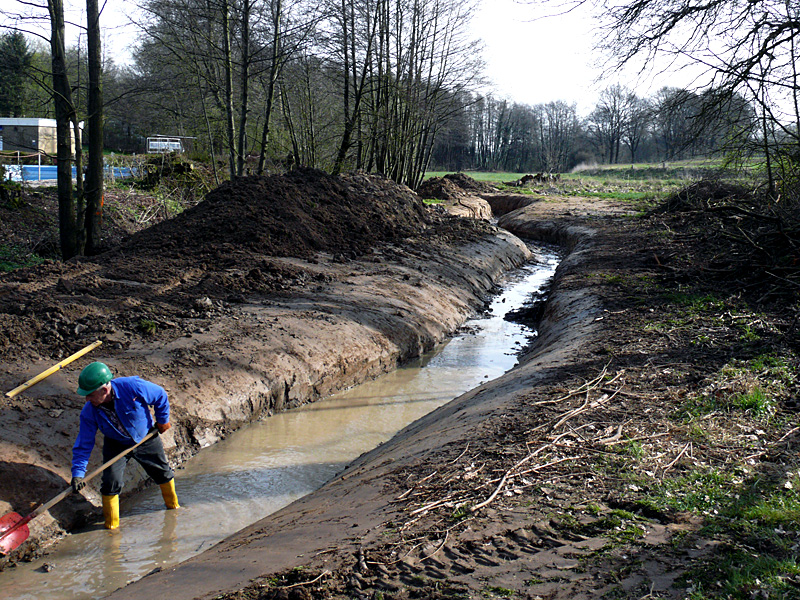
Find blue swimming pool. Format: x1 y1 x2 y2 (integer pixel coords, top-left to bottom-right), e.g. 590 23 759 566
4 164 134 182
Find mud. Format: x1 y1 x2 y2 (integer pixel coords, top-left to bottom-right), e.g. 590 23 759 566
100 194 632 600
0 170 530 562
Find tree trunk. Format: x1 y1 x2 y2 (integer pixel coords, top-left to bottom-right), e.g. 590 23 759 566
332 3 379 176
85 0 104 254
236 0 250 177
221 0 236 178
257 0 283 175
48 0 83 260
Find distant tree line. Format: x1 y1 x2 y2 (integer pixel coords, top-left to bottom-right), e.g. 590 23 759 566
0 21 763 181
429 84 758 173
2 0 482 190
1 0 798 259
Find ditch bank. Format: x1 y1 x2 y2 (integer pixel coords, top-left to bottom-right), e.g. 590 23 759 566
103 185 800 600
102 197 618 600
0 170 532 563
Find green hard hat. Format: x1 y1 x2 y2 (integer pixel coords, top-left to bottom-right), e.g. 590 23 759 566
77 362 113 396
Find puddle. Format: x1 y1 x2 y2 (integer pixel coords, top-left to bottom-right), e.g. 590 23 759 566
0 245 561 600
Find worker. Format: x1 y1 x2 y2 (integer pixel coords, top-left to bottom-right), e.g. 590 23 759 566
70 362 179 529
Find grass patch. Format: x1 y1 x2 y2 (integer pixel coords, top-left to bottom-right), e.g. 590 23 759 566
662 292 725 311
565 189 654 201
679 353 793 421
423 171 528 182
670 469 800 599
137 319 158 336
551 508 647 551
483 586 516 597
732 386 775 417
645 468 736 514
0 244 46 272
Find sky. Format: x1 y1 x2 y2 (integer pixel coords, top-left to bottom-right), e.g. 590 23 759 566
469 0 602 114
50 0 689 117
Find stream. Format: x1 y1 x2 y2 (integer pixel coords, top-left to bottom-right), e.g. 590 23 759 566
0 244 561 600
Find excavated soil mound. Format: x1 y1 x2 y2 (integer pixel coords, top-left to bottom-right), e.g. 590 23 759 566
416 174 494 219
0 169 493 364
117 168 429 262
442 172 497 194
416 173 495 200
416 176 466 201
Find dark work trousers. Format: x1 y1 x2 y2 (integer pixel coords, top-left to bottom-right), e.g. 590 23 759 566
100 434 174 496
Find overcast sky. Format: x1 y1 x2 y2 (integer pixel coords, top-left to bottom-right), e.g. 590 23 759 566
84 0 685 116
469 0 602 114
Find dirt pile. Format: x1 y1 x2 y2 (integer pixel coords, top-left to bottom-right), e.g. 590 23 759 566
0 169 494 365
416 173 493 219
442 172 497 194
117 168 429 263
415 175 465 201
416 172 495 200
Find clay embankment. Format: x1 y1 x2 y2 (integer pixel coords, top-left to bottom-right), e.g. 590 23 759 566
416 173 495 219
0 170 531 562
103 198 608 600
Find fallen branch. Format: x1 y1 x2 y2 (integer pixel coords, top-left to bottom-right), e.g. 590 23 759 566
532 363 611 406
776 426 800 444
660 442 692 476
419 530 449 562
469 430 578 513
449 443 471 464
283 569 331 589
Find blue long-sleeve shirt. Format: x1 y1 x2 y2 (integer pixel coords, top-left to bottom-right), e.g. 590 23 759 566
71 377 170 478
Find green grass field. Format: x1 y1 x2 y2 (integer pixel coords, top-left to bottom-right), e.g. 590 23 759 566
424 158 760 208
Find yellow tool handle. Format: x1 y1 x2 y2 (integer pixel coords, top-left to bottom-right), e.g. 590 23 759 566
5 340 103 398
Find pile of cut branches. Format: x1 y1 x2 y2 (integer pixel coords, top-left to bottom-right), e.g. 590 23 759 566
654 179 800 303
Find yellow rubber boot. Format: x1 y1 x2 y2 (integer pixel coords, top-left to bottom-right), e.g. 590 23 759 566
102 495 120 530
159 480 180 509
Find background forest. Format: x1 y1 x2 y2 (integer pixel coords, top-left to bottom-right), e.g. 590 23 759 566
1 0 799 260
0 0 791 182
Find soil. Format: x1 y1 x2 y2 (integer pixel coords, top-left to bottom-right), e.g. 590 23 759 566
415 175 494 219
0 168 526 561
2 170 799 600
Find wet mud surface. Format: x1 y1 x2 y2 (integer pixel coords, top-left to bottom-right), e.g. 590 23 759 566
0 170 529 561
3 172 799 600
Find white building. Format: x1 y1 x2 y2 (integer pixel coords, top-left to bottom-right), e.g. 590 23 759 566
0 118 81 155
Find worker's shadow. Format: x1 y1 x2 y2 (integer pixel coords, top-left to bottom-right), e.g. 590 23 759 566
0 461 97 530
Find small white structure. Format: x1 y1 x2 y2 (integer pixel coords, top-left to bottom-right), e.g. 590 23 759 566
146 137 184 153
0 118 78 154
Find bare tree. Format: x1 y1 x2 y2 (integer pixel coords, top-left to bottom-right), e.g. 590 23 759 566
594 0 800 187
84 0 103 253
586 84 627 164
621 93 650 164
540 101 579 173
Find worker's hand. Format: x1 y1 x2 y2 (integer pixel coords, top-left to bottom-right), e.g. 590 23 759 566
71 477 85 493
156 422 171 434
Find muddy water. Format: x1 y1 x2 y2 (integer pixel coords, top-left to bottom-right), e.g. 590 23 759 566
0 247 560 600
